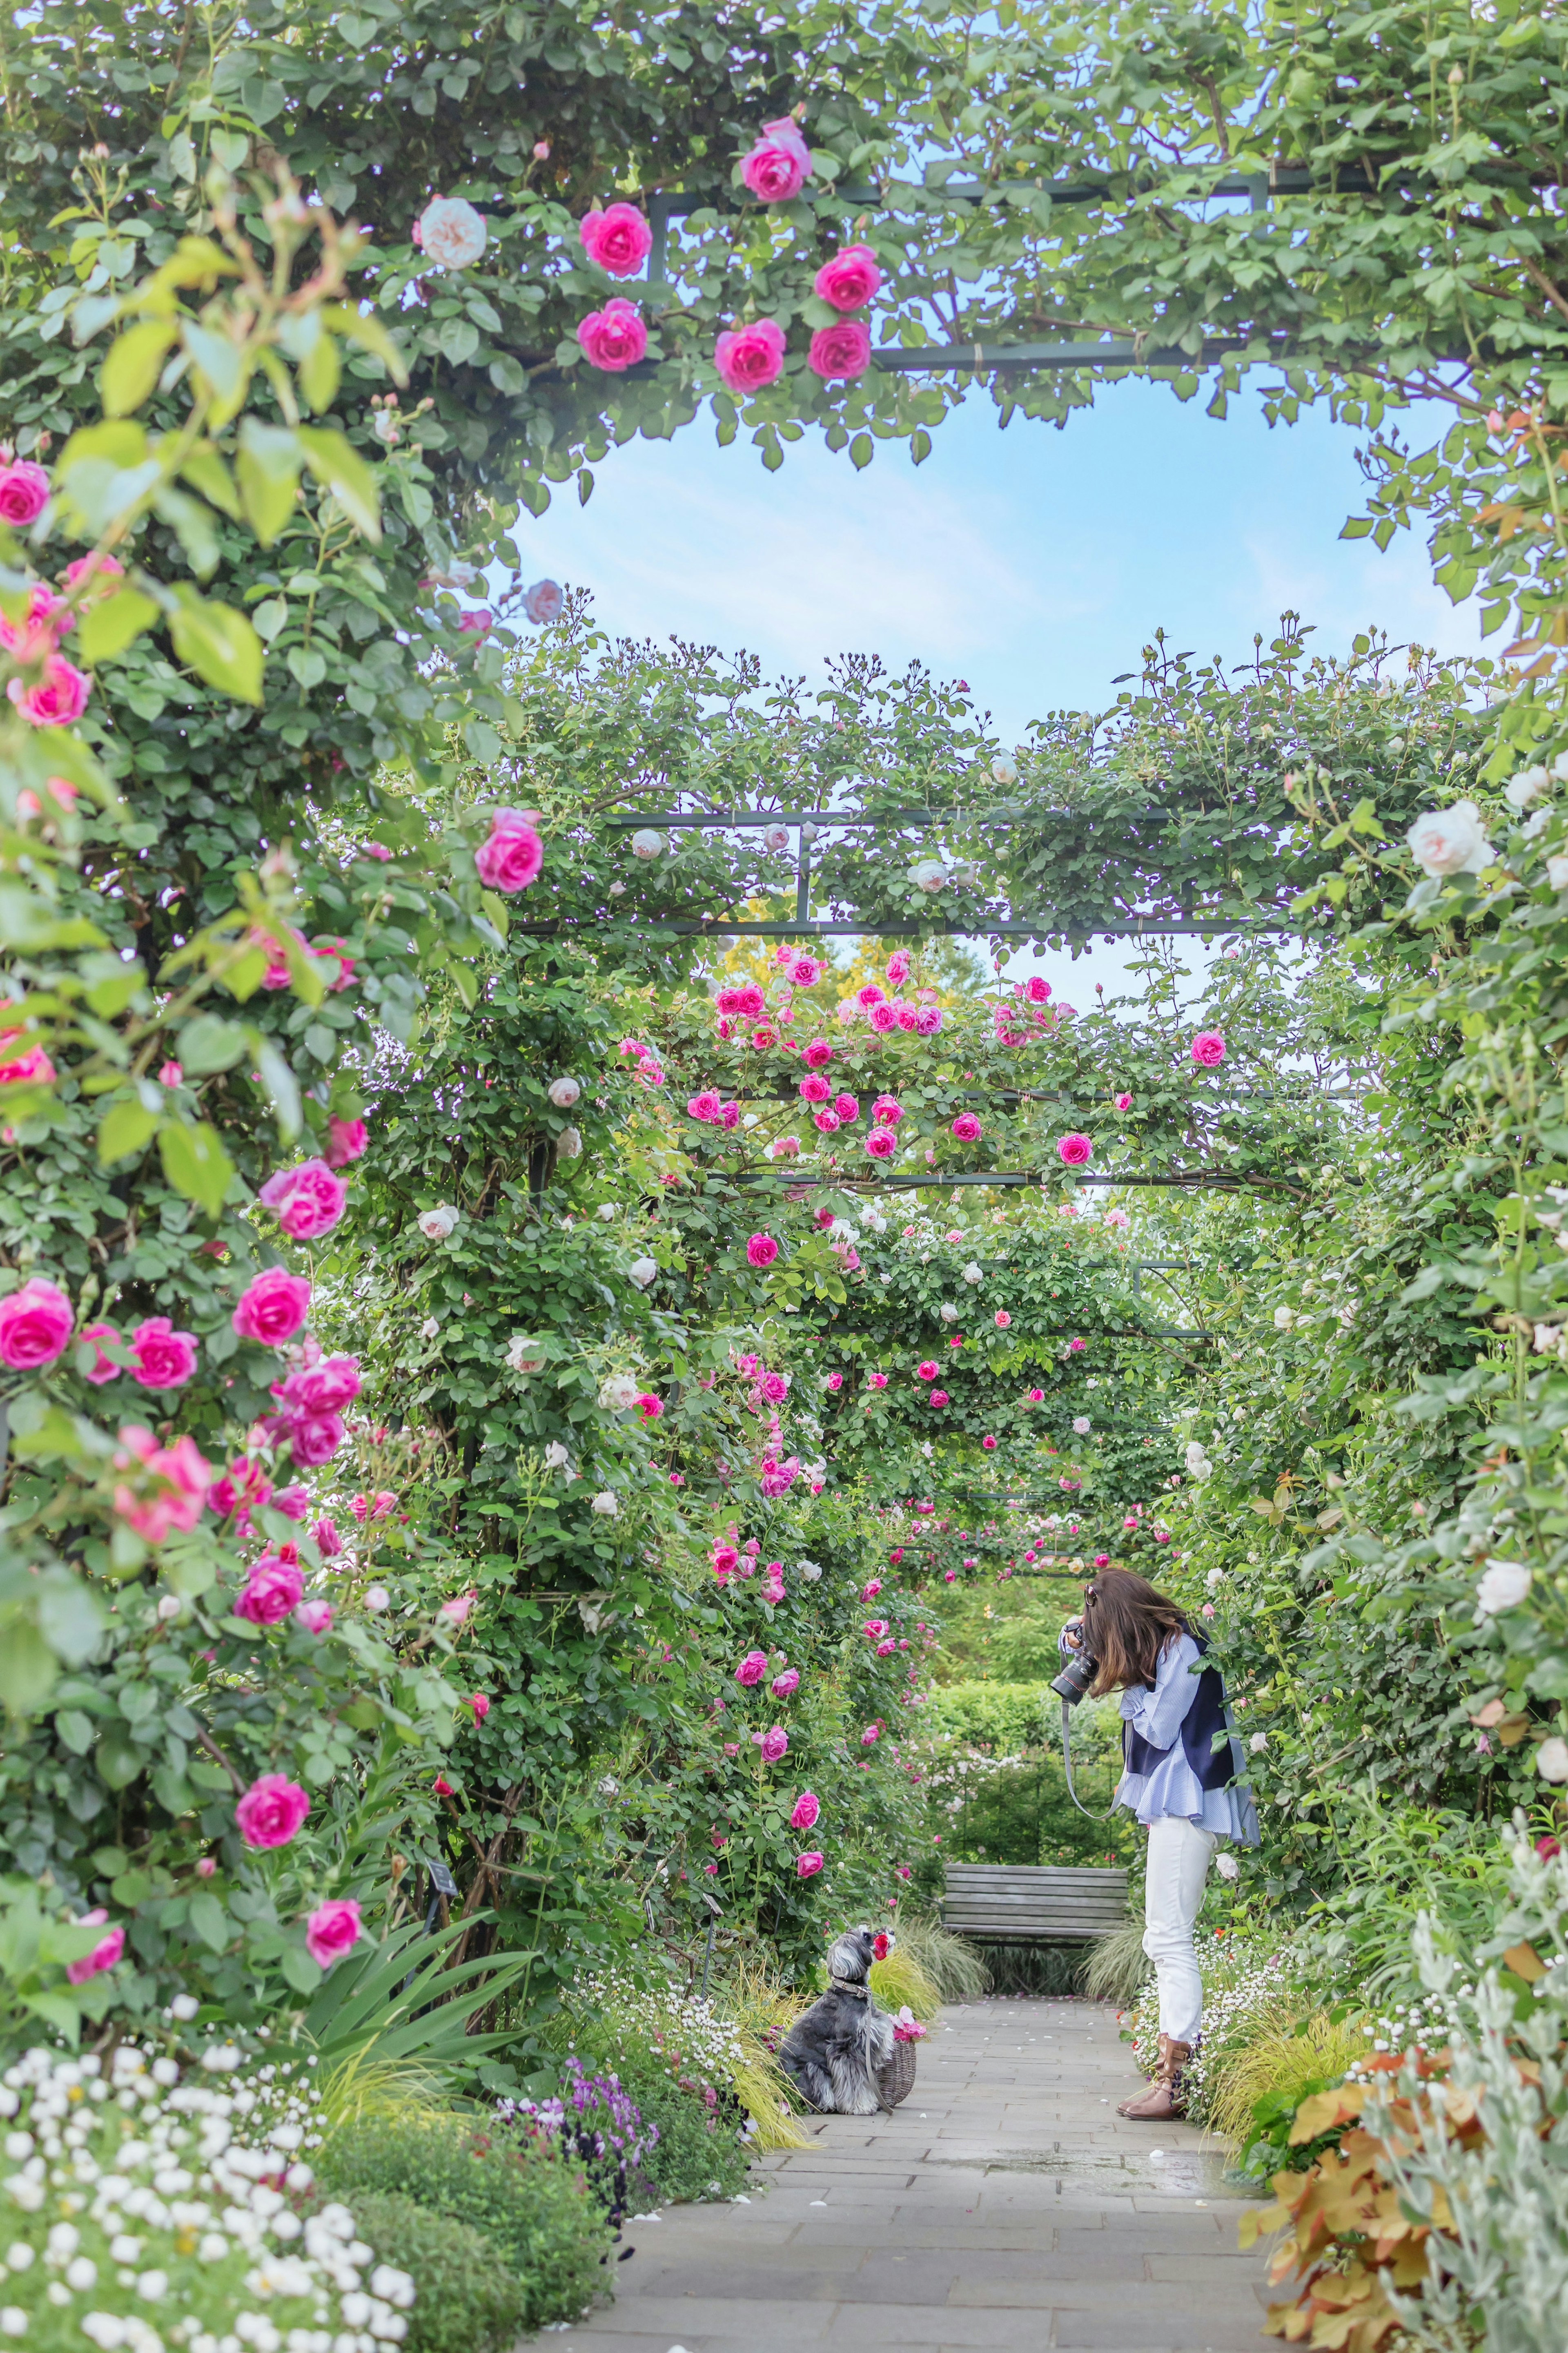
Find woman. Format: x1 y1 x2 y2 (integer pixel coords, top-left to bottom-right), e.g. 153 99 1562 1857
1061 1566 1257 2121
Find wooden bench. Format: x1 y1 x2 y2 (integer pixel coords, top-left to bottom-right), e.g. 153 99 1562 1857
940 1863 1129 1944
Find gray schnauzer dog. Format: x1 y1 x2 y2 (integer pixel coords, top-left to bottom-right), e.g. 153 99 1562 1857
779 1926 895 2116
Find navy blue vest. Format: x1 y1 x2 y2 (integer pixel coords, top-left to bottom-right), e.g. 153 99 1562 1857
1123 1633 1234 1791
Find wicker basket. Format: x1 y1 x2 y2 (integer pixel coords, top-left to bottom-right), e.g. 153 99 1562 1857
875 2036 918 2110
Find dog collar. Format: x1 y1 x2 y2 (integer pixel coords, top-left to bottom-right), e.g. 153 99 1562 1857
829 1974 870 1998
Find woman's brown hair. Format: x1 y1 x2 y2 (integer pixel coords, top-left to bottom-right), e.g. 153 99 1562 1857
1080 1566 1191 1696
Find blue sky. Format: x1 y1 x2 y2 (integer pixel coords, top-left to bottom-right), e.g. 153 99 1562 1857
510 379 1479 999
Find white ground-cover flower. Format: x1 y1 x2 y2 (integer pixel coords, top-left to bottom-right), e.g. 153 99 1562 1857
1506 763 1551 810
543 1441 570 1470
0 2050 393 2350
416 1204 459 1240
1406 801 1491 877
1273 1305 1295 1329
1476 1559 1533 1616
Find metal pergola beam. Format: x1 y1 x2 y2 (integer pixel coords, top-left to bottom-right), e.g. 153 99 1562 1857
517 915 1295 939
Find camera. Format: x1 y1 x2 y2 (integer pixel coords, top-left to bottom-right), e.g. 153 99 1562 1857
1050 1618 1098 1706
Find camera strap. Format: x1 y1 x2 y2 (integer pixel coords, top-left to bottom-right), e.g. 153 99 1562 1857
1059 1698 1118 1821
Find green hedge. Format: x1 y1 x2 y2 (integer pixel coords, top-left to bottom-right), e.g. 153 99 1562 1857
346 2192 528 2353
319 2116 610 2330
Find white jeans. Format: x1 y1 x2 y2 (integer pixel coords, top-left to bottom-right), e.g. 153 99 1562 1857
1143 1817 1216 2046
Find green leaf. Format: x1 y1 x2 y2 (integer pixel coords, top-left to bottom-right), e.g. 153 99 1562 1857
176 1013 247 1074
168 584 263 702
182 319 243 403
189 1891 231 1954
153 484 223 578
35 1573 107 1667
180 446 243 520
158 1118 236 1217
298 332 342 415
94 1732 144 1791
252 597 289 642
253 1036 302 1137
236 419 303 547
0 881 107 952
55 1710 96 1756
287 645 327 689
98 1094 160 1165
322 302 409 386
100 319 179 416
281 1943 324 1996
78 584 160 663
295 425 382 541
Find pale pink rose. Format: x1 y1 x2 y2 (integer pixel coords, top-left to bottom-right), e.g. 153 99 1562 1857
8 655 90 726
235 1773 312 1850
234 1555 306 1626
808 321 871 380
869 1000 898 1032
457 607 493 636
714 319 786 393
0 459 50 524
305 1896 363 1968
771 1668 801 1696
417 196 488 269
325 1115 368 1168
62 551 123 595
579 203 653 276
296 1598 334 1634
577 297 648 371
196 1856 216 1877
258 1159 348 1239
796 1850 824 1878
232 1267 312 1345
0 1277 73 1370
1190 1030 1226 1067
79 1320 123 1384
129 1316 198 1388
65 1910 125 1985
814 243 881 310
475 812 544 892
523 579 562 624
441 1588 477 1626
995 1310 1011 1328
741 117 813 203
1057 1131 1093 1167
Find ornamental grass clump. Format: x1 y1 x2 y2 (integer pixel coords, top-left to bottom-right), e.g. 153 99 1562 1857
867 1945 942 2023
891 1914 991 2006
0 2041 414 2353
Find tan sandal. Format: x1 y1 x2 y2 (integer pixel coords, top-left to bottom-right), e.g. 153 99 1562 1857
1117 2036 1192 2120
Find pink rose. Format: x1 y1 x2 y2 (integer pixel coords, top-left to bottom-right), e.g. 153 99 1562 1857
441 1588 477 1626
523 579 563 625
325 1116 368 1169
873 1095 902 1124
868 1370 888 1389
1057 1131 1093 1167
235 1773 312 1850
259 1159 349 1240
734 1648 768 1686
788 954 822 985
1069 1336 1087 1353
0 1276 73 1369
982 1434 998 1451
994 1310 1012 1328
281 1354 361 1414
814 243 882 310
285 1410 344 1468
112 1427 214 1545
746 1233 779 1268
1191 1029 1226 1067
826 1370 844 1392
687 1090 722 1122
1114 1091 1133 1111
314 1514 342 1557
915 1005 944 1036
457 608 493 636
0 1039 55 1085
802 1037 834 1069
798 1073 831 1104
714 319 786 394
635 1392 663 1421
951 1112 982 1143
0 459 50 525
813 1108 840 1133
577 297 648 371
796 1850 824 1878
869 1000 898 1032
772 1668 801 1697
234 1555 306 1626
274 1485 310 1519
861 1723 881 1745
8 655 90 726
790 1790 820 1830
196 1856 216 1876
808 321 871 381
470 1691 490 1723
65 1910 125 1986
929 1389 949 1408
760 1724 789 1762
305 1896 363 1969
79 1320 123 1384
232 1267 312 1345
296 1599 334 1633
475 812 544 893
579 203 654 277
126 1316 198 1389
741 116 813 203
865 1126 897 1158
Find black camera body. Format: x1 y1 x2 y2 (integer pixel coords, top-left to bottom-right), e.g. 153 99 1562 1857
1050 1617 1098 1706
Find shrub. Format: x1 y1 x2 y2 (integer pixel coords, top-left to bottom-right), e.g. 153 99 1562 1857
316 2114 610 2328
563 2041 753 2205
347 2193 527 2353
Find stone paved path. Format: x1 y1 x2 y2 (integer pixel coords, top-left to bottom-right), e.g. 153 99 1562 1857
557 1996 1273 2353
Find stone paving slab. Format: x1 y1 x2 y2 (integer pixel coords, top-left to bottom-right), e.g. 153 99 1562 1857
556 1996 1273 2353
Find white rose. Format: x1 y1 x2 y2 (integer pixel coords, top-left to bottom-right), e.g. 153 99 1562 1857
1475 1559 1532 1616
1537 1736 1568 1783
557 1126 582 1158
627 1256 658 1290
1273 1304 1295 1329
990 756 1018 786
630 829 664 860
543 1441 570 1470
1185 1441 1212 1477
1549 854 1568 892
1248 1731 1267 1753
961 1262 984 1285
1406 801 1491 878
597 1203 616 1220
590 1490 620 1517
419 1316 439 1340
1213 1852 1239 1881
797 1559 823 1581
939 1303 959 1322
1534 1324 1562 1354
417 1204 459 1240
1073 1415 1092 1436
599 1372 641 1411
1506 764 1550 810
764 824 791 852
506 1335 546 1374
909 859 947 892
416 197 488 270
548 1076 581 1109
1205 1566 1225 1589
